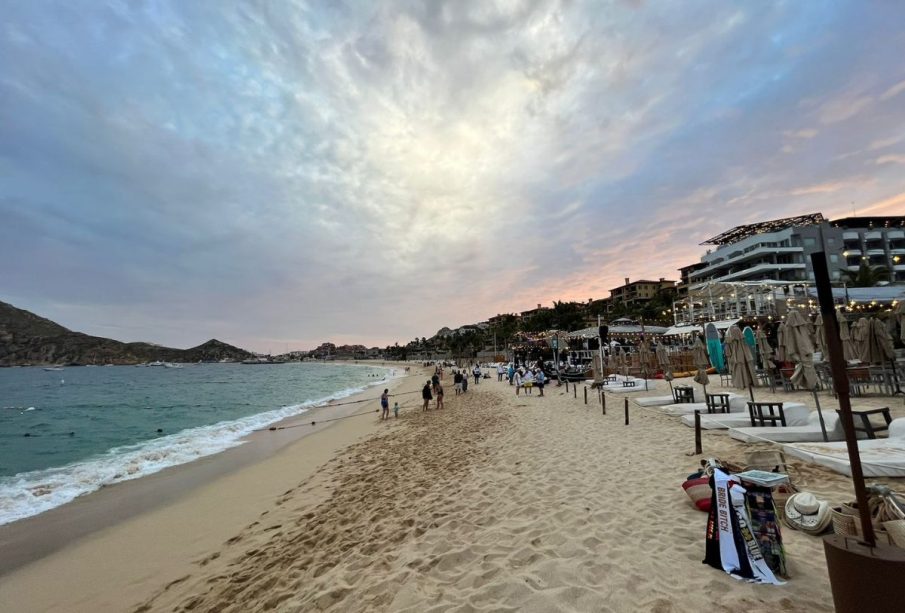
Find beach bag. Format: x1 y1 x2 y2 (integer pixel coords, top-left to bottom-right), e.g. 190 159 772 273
683 473 712 512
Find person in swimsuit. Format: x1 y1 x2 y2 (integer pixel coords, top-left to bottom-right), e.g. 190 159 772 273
435 383 444 409
380 389 390 420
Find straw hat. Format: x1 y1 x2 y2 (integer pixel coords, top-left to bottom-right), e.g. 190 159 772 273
783 492 831 535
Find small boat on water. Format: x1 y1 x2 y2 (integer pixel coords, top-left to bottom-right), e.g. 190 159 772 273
43 367 64 372
163 362 182 368
148 361 165 367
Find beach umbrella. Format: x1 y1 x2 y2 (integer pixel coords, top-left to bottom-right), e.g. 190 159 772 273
784 308 818 390
755 328 776 393
862 317 895 365
638 338 652 390
896 302 905 343
725 326 756 401
851 317 870 363
785 307 827 441
837 310 855 362
692 336 710 397
814 313 828 358
775 322 787 363
655 344 674 397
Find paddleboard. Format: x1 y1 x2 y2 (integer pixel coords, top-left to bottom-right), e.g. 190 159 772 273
705 323 725 372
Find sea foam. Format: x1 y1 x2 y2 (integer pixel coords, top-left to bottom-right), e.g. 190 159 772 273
0 370 397 526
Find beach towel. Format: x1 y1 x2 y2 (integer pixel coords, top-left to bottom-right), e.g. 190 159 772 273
703 469 784 585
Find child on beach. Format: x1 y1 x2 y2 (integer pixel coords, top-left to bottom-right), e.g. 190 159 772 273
514 368 522 395
435 383 444 409
380 389 390 420
393 402 400 418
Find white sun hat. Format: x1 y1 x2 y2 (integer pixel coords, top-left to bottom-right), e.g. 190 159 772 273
783 492 832 535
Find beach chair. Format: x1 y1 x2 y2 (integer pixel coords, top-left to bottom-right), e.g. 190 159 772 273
662 393 747 416
783 418 905 477
746 401 790 428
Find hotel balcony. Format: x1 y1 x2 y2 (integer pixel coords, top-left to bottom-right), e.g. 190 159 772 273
692 262 806 285
842 248 862 256
888 230 904 240
864 231 883 240
691 246 802 281
843 231 860 240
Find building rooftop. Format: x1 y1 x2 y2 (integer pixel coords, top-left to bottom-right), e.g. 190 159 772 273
829 216 905 229
701 213 825 246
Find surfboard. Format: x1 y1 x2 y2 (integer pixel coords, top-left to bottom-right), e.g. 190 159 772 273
743 326 756 352
705 323 725 372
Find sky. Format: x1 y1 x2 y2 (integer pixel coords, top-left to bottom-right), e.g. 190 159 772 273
2 1 905 352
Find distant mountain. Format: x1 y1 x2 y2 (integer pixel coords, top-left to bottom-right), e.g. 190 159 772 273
0 300 254 366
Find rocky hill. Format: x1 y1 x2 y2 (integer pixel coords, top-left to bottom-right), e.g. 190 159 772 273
0 300 254 366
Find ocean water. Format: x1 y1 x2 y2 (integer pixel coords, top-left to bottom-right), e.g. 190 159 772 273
0 362 395 525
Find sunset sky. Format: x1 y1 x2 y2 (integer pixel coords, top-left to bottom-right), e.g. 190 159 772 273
3 1 905 352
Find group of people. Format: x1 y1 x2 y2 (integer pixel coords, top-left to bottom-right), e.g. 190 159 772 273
499 362 547 396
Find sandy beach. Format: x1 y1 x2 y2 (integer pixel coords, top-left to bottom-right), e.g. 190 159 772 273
3 363 902 612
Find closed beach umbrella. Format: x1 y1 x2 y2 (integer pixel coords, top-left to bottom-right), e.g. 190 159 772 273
725 326 756 397
755 328 776 393
656 343 674 395
784 308 818 390
775 322 787 363
837 311 855 362
755 328 774 371
896 302 905 343
862 317 895 365
692 336 710 391
814 313 827 358
852 317 870 363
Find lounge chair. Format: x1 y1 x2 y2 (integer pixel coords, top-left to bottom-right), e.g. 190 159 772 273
635 395 676 407
603 380 657 394
783 418 905 478
730 411 859 443
679 402 808 430
661 393 746 416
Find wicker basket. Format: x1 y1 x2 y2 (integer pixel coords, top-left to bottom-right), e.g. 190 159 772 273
884 520 905 549
832 507 859 537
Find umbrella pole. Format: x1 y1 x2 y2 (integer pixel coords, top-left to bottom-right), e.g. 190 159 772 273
812 387 829 442
748 384 755 403
812 252 875 547
889 359 904 395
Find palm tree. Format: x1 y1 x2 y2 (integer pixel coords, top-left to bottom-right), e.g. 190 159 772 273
840 261 890 287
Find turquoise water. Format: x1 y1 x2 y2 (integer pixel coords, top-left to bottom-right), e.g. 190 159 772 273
0 362 393 524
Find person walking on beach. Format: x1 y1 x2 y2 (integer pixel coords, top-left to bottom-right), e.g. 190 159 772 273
435 382 444 409
497 364 505 381
473 364 481 385
380 389 390 420
422 381 433 411
393 401 400 418
514 368 522 396
462 372 468 393
453 370 463 395
536 368 546 396
522 369 535 395
507 363 515 385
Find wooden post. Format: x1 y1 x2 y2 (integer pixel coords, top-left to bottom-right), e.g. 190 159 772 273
694 410 702 455
584 386 588 404
573 384 577 399
565 380 569 393
602 391 606 415
624 397 629 425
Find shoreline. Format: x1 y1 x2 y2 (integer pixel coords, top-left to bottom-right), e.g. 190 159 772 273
0 361 417 577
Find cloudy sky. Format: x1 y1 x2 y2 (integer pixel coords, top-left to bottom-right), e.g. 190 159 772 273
2 1 905 352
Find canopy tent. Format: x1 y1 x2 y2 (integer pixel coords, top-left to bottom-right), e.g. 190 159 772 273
661 319 740 337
